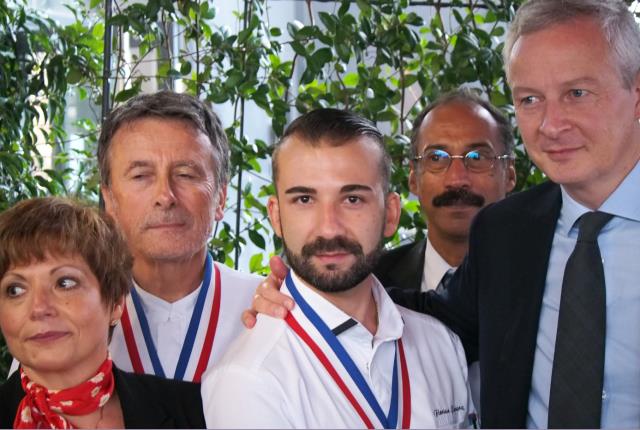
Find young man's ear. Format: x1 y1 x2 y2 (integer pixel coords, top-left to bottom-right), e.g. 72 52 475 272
383 192 401 238
267 196 283 238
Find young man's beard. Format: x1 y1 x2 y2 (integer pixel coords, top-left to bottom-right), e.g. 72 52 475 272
283 234 384 293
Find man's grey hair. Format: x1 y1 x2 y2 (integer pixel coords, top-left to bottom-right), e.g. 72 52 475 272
98 91 229 189
503 0 640 88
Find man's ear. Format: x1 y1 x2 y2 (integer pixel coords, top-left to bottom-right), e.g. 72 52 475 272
383 192 401 238
101 185 115 216
633 72 640 120
267 195 283 238
214 184 228 222
408 161 419 196
505 159 517 193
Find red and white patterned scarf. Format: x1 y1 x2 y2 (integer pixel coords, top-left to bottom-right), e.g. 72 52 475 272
14 356 115 429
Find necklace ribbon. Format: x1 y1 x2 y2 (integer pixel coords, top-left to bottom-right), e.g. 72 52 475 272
284 272 411 429
120 253 221 382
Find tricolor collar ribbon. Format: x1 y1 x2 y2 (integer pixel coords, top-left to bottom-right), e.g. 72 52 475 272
120 252 221 382
284 271 411 429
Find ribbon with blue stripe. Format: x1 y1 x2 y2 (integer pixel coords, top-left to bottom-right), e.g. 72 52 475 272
286 272 399 428
129 252 213 380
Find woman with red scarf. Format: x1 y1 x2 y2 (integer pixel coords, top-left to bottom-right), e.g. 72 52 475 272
0 197 205 428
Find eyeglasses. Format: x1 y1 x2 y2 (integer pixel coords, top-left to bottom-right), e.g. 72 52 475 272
413 148 513 174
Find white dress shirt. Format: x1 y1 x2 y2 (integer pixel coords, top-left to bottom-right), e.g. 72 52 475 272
110 262 261 381
527 161 640 428
202 272 473 429
423 237 455 292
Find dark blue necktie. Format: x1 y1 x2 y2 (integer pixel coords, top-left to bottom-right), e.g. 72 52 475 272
548 211 613 429
436 269 454 293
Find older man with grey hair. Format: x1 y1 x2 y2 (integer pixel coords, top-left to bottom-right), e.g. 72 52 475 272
100 91 261 382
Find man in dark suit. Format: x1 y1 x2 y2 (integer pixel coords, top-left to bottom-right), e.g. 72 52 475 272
395 0 640 427
374 89 516 292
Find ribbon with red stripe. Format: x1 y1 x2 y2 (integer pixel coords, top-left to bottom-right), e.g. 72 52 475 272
120 253 221 382
285 272 411 428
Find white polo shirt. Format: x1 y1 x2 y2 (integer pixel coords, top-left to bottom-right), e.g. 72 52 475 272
202 271 473 428
110 261 261 381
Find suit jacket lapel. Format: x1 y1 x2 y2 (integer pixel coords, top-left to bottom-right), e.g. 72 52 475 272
391 239 426 290
496 182 562 426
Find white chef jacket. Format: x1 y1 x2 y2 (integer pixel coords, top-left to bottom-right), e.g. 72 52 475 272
110 262 261 381
422 236 481 416
202 271 473 429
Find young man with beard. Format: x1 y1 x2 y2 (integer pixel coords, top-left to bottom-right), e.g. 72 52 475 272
374 89 516 293
201 108 473 428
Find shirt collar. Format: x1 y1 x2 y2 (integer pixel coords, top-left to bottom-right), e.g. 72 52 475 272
424 237 456 292
599 159 640 222
132 277 203 317
284 271 404 342
559 159 640 235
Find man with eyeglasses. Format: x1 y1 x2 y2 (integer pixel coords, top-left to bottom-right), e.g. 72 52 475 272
373 88 516 413
374 89 516 294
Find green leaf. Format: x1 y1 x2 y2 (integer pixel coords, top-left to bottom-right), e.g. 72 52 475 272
108 14 128 27
491 26 505 37
376 110 397 122
291 40 307 57
343 72 359 87
296 26 318 40
318 12 337 33
249 253 264 273
400 74 418 88
355 0 371 15
335 42 351 63
200 2 216 20
180 60 192 75
310 47 333 69
338 0 350 17
225 70 244 88
114 83 142 103
248 229 266 249
287 20 304 37
67 67 83 85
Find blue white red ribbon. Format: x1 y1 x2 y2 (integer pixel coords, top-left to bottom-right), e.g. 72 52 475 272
120 253 221 382
284 271 411 429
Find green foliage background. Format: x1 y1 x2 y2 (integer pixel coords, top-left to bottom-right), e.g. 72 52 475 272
2 0 637 379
